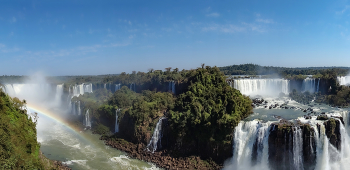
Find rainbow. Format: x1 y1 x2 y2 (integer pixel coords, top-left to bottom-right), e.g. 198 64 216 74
26 103 88 141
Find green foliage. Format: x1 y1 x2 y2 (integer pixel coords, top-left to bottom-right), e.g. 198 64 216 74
169 66 253 145
108 86 138 108
316 85 350 107
126 90 175 126
219 63 350 77
0 89 44 169
94 124 111 135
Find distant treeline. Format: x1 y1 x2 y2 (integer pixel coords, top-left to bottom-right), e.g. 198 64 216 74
2 63 350 85
219 64 350 76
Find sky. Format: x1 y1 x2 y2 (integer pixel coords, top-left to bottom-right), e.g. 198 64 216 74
1 0 350 75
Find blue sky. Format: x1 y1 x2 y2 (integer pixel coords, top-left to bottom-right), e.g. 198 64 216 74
1 0 350 75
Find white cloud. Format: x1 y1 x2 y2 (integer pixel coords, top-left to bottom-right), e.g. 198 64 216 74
205 7 211 12
110 43 130 47
0 44 20 53
337 5 350 15
128 21 132 25
11 17 16 23
221 25 246 33
242 22 265 32
202 24 246 33
206 12 220 17
256 18 274 24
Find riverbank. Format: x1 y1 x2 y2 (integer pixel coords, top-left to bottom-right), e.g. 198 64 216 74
100 136 222 170
39 151 72 170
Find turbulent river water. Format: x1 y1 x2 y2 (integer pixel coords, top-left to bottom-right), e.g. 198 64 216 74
30 108 159 170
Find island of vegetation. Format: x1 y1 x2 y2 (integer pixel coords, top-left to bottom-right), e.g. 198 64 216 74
0 88 70 169
70 66 253 169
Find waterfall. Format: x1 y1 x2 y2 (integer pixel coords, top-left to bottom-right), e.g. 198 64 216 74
147 117 165 153
302 78 316 93
4 83 63 107
229 120 270 169
84 83 93 93
293 127 303 170
115 84 121 92
129 83 135 92
85 109 91 128
54 84 63 107
115 109 120 133
316 78 320 93
168 81 176 94
337 76 350 86
77 101 81 116
71 101 76 115
233 79 290 97
228 117 350 170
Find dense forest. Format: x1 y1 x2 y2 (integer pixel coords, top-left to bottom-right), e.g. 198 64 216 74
219 63 350 77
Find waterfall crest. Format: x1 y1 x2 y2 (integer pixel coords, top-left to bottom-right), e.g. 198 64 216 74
232 79 290 97
302 78 316 93
147 117 165 153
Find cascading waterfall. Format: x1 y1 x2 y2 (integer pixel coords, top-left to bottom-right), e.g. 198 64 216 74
115 84 121 92
168 81 176 94
85 109 91 128
67 83 93 113
316 78 320 93
302 78 316 93
71 101 76 115
115 109 120 133
233 79 290 97
229 120 270 169
229 113 350 170
84 83 93 93
4 83 63 108
77 101 81 116
129 83 135 92
337 76 350 86
147 117 165 153
54 84 64 107
293 127 303 170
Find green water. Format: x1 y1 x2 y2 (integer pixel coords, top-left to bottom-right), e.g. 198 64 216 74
33 108 159 170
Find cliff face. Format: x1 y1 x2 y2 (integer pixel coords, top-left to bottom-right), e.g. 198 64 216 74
268 118 342 170
268 121 315 170
118 112 153 145
323 118 341 150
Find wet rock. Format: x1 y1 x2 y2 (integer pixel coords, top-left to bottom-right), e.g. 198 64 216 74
304 115 311 119
324 118 341 150
268 121 316 170
316 115 328 121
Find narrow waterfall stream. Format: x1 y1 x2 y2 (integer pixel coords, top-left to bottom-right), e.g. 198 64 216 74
147 117 165 153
